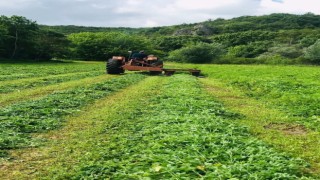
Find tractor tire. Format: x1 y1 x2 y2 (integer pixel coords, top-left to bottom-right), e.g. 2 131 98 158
106 59 124 74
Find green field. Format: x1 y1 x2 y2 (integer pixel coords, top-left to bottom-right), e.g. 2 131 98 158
0 61 319 179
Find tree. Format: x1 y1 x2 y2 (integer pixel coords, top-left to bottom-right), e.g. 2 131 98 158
212 30 276 47
0 15 38 59
0 24 8 56
226 41 270 58
153 36 211 53
34 30 70 60
268 45 303 59
68 32 153 60
304 39 320 64
168 42 225 63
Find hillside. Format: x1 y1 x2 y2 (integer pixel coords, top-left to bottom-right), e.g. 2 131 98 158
40 13 320 35
1 13 320 64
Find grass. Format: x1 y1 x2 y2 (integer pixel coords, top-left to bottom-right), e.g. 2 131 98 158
168 62 320 173
0 61 103 81
0 71 103 93
200 77 320 174
1 74 314 179
0 61 319 178
0 74 116 107
0 76 162 179
0 73 146 157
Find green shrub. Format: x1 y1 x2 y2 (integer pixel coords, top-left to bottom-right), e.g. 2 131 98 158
268 45 303 59
226 41 270 58
304 39 320 64
257 53 298 64
167 42 225 63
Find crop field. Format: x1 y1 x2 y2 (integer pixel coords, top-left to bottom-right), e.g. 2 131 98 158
0 61 320 179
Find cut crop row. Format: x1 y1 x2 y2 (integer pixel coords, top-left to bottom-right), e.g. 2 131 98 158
0 71 102 93
0 62 103 81
0 74 146 157
0 74 115 108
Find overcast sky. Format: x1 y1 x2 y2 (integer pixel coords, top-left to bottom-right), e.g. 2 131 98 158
0 0 319 27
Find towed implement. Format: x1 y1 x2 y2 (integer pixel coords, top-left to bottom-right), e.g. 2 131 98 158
106 51 201 76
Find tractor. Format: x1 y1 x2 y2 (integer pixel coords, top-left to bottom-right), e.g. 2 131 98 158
106 51 201 76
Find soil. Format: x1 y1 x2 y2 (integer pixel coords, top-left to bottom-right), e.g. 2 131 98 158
264 122 308 135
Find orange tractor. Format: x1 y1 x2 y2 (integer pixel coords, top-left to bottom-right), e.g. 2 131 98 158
106 51 201 76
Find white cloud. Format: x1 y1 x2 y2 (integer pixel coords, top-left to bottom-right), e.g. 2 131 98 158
173 0 238 10
0 0 319 27
259 0 320 14
91 3 107 9
144 20 159 27
0 0 40 9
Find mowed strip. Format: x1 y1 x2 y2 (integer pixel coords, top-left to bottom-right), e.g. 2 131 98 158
0 74 115 107
0 71 100 85
200 77 320 175
0 71 103 94
0 76 162 179
0 61 104 81
1 75 313 179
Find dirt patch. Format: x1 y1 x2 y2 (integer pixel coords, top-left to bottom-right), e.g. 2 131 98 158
264 122 308 135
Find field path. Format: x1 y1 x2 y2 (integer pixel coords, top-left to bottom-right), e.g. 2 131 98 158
0 74 314 179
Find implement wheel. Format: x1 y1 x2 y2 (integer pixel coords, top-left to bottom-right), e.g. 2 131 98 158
106 59 124 74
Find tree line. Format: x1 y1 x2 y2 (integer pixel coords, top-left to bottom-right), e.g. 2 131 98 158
1 14 320 64
0 15 69 60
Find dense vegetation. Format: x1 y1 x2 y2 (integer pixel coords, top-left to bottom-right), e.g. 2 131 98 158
1 13 320 64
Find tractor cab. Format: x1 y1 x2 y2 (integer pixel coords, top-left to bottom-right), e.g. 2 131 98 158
129 51 148 60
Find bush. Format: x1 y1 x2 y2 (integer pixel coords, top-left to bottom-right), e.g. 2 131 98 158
268 45 303 59
226 41 270 58
304 39 320 64
167 42 225 63
257 53 298 64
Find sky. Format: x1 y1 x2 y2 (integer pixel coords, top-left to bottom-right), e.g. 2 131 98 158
0 0 319 27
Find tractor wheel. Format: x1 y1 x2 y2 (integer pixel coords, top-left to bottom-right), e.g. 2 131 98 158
106 59 124 74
